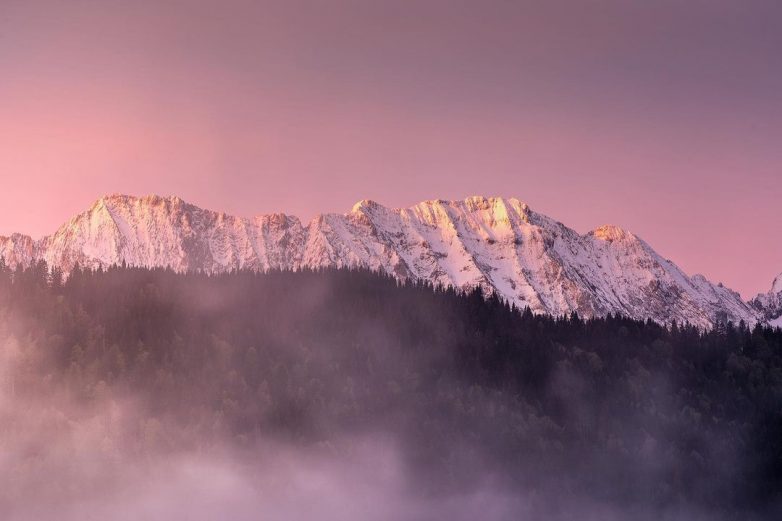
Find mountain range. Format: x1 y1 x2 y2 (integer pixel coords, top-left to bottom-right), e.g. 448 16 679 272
1 194 779 328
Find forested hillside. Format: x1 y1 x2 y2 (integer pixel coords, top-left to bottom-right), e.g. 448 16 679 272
0 262 780 520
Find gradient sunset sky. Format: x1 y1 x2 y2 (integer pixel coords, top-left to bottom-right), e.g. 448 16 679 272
1 0 780 297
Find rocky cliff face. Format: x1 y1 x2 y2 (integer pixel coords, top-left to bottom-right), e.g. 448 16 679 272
751 273 782 327
0 194 762 328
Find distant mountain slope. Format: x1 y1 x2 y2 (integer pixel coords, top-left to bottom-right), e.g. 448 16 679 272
751 272 782 325
0 194 761 328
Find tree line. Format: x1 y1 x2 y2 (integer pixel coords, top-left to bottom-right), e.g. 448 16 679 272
0 260 780 518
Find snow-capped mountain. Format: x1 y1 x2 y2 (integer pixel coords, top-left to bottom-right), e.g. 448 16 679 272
0 194 761 328
750 273 782 328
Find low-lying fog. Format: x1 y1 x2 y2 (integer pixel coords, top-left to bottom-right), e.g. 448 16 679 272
0 335 729 521
0 268 779 520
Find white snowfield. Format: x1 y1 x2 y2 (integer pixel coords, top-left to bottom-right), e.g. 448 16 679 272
0 194 775 329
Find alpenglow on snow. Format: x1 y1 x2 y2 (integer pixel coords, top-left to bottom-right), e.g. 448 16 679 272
0 194 764 329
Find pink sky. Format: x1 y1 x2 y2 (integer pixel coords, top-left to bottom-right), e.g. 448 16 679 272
0 0 780 297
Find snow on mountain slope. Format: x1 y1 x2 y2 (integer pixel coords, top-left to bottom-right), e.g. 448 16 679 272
0 233 36 269
0 194 761 328
750 272 782 325
35 195 307 273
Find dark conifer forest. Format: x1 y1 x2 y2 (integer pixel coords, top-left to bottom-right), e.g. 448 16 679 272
0 262 780 520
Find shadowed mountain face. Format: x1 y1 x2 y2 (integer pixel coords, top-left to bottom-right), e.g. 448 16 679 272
751 273 782 327
0 267 780 520
0 194 760 327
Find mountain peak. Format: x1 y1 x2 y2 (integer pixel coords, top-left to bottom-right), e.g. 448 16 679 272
590 224 635 243
462 194 527 212
350 199 381 213
94 193 187 208
751 272 782 323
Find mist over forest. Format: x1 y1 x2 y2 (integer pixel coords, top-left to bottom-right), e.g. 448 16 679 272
0 262 780 520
